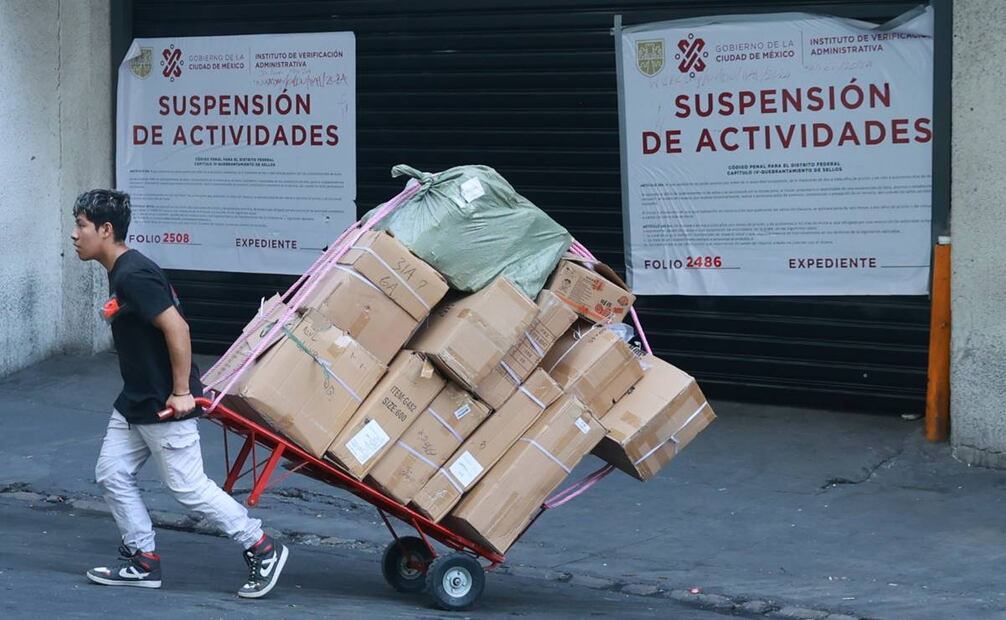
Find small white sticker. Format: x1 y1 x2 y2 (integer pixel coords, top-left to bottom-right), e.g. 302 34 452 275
454 403 472 420
459 177 486 203
344 420 390 465
448 450 484 488
575 417 591 434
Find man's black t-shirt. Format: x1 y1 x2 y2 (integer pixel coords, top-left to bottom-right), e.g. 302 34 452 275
106 249 203 424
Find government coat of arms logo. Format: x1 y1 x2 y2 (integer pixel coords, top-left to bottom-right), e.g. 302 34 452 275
129 47 153 79
636 39 665 77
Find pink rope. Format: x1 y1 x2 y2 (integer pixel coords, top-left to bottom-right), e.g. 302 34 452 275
198 185 649 512
567 240 653 356
538 240 649 509
542 464 615 509
200 191 652 410
202 181 421 410
203 191 409 381
203 223 361 383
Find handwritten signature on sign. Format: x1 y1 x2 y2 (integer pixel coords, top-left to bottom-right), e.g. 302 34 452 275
254 70 350 91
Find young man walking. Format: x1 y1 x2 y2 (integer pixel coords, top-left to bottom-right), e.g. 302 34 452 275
71 189 289 597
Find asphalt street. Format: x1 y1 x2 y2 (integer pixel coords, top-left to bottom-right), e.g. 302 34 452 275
8 352 1006 618
0 497 736 619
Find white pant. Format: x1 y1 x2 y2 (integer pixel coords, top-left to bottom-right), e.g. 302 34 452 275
95 410 263 553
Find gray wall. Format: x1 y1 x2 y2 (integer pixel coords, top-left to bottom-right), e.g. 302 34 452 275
950 0 1006 467
0 0 112 378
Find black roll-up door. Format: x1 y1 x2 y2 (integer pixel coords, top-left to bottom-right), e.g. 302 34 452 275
128 0 934 414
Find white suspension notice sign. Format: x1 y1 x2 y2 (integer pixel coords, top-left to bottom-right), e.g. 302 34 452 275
617 8 934 295
116 32 356 274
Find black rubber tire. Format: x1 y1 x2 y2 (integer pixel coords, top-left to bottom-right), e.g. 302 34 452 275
381 536 434 593
425 552 486 611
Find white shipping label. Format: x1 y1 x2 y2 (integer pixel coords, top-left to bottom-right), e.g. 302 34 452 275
344 420 390 465
574 417 591 434
454 404 472 420
448 450 484 488
459 177 486 203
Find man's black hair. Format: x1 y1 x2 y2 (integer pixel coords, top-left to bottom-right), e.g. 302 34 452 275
73 190 131 242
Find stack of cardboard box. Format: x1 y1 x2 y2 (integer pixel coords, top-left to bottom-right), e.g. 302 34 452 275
205 226 717 556
206 230 449 459
410 369 564 521
366 383 492 504
474 290 577 409
445 394 605 554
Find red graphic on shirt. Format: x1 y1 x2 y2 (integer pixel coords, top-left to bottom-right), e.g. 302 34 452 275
100 296 122 323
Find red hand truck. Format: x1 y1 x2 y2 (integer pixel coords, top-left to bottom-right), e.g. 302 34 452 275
165 186 647 609
163 396 614 610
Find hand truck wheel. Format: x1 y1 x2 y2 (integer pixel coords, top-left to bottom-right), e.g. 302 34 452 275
425 552 485 611
381 536 434 593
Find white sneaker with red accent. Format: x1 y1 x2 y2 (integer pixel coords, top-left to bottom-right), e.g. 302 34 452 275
86 545 162 589
238 534 289 599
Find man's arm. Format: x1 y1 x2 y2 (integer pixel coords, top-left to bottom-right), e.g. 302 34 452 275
152 306 197 418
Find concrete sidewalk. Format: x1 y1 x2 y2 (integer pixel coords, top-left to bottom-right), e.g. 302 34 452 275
2 352 1004 619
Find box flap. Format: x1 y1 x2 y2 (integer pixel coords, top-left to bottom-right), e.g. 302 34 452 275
558 253 630 291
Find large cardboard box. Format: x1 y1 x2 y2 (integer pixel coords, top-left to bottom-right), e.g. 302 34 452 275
366 383 492 504
223 309 387 458
326 351 447 479
409 369 562 521
541 322 645 417
593 355 716 481
202 294 287 390
474 290 577 409
544 255 636 324
337 230 449 322
444 394 605 554
298 266 419 364
409 277 537 391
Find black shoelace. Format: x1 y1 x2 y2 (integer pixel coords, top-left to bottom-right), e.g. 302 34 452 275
117 544 142 571
243 550 260 587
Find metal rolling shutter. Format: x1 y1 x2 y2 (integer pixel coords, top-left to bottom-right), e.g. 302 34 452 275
128 0 933 413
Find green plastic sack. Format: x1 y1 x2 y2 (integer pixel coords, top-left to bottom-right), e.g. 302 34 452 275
369 164 572 298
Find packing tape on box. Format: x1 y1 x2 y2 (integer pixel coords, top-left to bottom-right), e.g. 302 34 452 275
632 401 710 466
425 407 464 443
334 264 383 293
524 331 545 358
498 359 522 386
436 467 465 493
348 245 430 310
281 326 363 402
518 437 572 474
518 385 547 410
396 440 439 471
546 324 603 373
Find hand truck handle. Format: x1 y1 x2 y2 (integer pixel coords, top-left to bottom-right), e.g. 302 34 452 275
157 397 212 420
